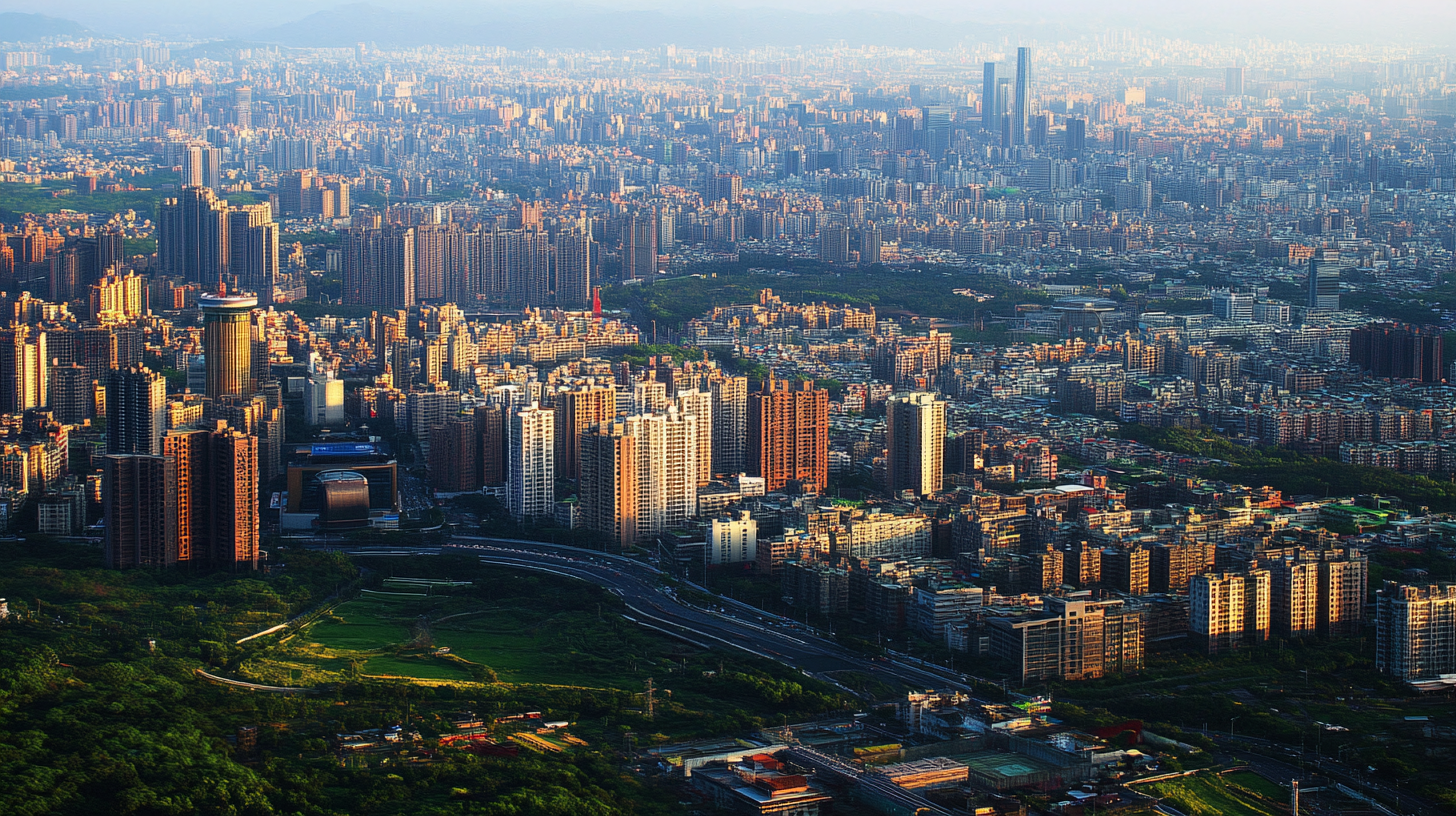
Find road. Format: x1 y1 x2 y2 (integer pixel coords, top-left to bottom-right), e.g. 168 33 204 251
446 536 978 697
195 668 316 695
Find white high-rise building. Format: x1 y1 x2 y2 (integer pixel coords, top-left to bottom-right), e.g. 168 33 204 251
624 408 697 539
675 389 713 487
886 392 945 498
510 403 555 522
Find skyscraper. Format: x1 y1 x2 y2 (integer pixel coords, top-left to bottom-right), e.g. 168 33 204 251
202 292 257 401
554 230 593 309
1307 250 1343 311
1013 47 1033 146
624 211 657 280
227 204 279 301
746 379 829 493
820 224 850 265
1225 65 1245 97
920 105 952 159
158 187 229 284
980 62 997 132
107 365 166 456
509 403 555 522
886 392 946 498
1065 117 1087 156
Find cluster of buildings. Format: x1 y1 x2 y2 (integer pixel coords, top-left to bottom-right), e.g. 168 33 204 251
2 28 1456 701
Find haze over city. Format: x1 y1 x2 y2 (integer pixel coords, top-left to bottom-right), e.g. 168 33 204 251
1 2 1456 816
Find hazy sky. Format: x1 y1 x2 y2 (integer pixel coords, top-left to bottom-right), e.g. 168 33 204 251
2 0 1454 43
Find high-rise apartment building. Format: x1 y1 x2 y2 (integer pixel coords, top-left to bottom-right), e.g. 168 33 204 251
579 420 637 552
0 326 46 414
1376 582 1456 682
89 270 148 323
107 365 166 456
208 425 259 570
48 364 93 424
1225 65 1245 96
554 230 593 308
343 224 416 308
166 426 253 568
227 204 279 300
102 454 177 569
1102 545 1150 595
624 212 657 280
429 417 480 493
675 389 713 487
1349 322 1444 383
158 187 229 284
623 408 698 540
509 403 554 522
709 376 747 476
886 392 945 498
475 404 506 486
202 292 257 400
1254 546 1367 637
819 224 850 265
1191 570 1271 653
553 382 617 482
1149 540 1212 593
746 379 829 493
859 224 882 266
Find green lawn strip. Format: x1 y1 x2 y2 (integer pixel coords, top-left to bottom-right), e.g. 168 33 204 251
1222 771 1288 801
1146 773 1283 816
364 655 477 681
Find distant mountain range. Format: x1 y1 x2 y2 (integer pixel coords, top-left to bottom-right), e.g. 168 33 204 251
1 0 1454 50
249 3 1038 50
0 11 89 43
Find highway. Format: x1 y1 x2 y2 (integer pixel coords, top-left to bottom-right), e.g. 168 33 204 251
446 536 978 697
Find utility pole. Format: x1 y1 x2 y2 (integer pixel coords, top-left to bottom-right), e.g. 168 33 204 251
643 677 656 720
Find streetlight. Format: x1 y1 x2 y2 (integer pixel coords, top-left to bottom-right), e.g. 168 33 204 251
1230 715 1240 738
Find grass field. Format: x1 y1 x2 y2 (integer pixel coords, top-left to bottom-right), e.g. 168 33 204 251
364 655 477 681
278 586 680 689
1145 772 1285 816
